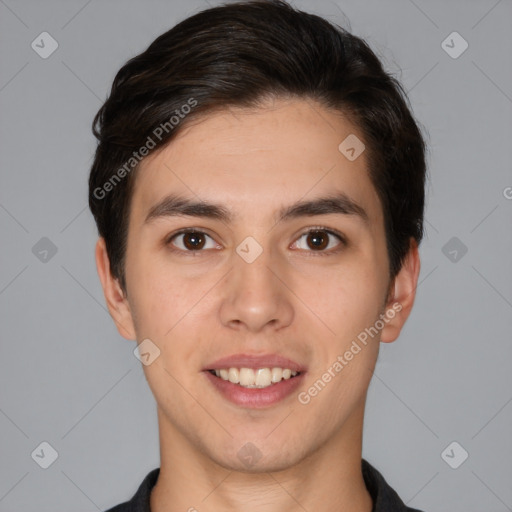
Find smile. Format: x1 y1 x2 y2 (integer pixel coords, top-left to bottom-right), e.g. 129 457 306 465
203 353 306 408
208 367 300 388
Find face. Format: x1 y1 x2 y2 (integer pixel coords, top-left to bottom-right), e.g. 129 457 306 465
97 97 419 473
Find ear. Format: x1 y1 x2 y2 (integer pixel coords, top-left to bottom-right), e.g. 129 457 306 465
95 237 136 340
380 238 421 343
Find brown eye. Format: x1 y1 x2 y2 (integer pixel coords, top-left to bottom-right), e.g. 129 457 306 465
306 230 329 250
168 230 218 252
293 228 344 254
182 231 206 250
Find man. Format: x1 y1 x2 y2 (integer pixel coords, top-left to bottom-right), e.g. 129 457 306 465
89 1 427 510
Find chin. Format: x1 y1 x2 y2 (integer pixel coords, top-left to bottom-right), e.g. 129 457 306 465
215 451 301 474
206 435 311 474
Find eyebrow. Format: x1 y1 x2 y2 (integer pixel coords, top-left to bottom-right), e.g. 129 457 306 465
144 192 369 226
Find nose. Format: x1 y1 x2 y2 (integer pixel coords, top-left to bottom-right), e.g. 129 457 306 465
218 242 294 333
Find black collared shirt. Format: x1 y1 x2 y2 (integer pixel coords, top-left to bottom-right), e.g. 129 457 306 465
104 459 425 512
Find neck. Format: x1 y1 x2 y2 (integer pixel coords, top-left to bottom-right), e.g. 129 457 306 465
150 402 373 512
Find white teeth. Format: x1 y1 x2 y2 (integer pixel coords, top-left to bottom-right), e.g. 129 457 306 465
228 368 239 384
212 367 300 388
271 367 282 383
239 368 255 386
255 368 271 386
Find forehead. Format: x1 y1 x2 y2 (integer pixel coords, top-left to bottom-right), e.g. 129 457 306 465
130 98 382 227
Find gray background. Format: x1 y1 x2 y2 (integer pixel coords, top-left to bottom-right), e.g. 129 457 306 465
1 0 511 510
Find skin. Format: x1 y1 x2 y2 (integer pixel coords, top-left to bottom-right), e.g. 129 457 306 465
96 97 420 512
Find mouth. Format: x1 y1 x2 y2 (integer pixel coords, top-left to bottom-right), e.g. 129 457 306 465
203 354 306 408
207 367 301 389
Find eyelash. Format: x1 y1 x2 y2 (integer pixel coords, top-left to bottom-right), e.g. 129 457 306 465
165 226 347 257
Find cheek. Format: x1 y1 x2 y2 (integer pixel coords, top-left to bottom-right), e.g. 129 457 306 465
302 267 383 410
126 255 188 339
127 260 219 368
315 262 387 331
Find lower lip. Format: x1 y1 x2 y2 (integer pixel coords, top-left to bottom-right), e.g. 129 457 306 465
204 371 306 408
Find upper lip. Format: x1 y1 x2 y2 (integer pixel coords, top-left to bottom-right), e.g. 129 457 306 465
204 353 306 373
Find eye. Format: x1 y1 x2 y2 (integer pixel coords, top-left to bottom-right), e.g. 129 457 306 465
167 229 220 253
166 227 346 256
292 228 345 255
